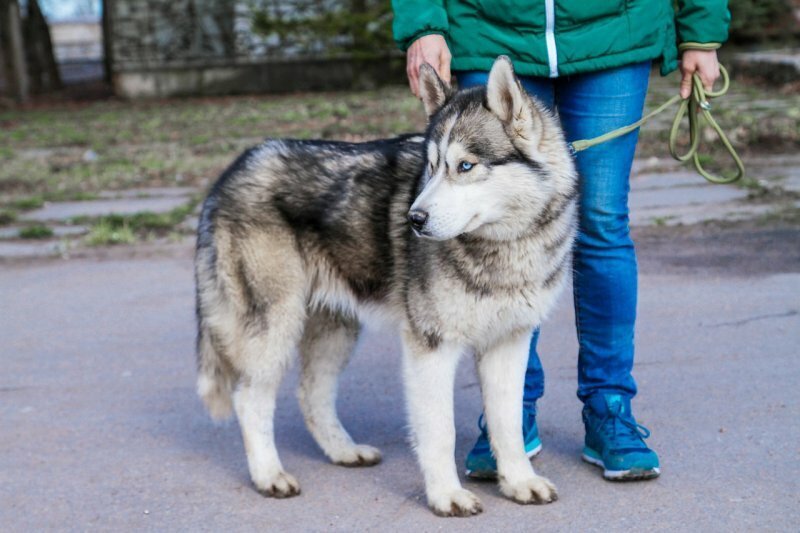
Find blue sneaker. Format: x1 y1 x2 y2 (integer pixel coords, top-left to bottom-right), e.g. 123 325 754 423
582 394 661 481
465 407 542 479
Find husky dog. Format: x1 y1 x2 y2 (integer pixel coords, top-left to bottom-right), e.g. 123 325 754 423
195 56 578 516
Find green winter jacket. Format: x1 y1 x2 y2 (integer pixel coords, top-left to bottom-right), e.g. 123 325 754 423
392 0 730 77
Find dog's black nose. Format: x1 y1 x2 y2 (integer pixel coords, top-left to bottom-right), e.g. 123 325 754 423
407 209 428 231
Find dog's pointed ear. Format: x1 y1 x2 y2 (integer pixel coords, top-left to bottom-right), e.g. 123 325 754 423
419 63 450 118
486 56 543 148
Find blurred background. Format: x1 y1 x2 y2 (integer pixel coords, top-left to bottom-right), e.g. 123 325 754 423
1 0 798 101
0 0 798 250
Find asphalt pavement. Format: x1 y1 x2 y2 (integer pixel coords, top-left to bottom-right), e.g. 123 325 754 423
1 232 798 531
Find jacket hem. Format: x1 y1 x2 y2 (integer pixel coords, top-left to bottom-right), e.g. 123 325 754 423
452 44 665 79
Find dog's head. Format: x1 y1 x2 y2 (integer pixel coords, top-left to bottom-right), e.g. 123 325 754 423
408 56 575 241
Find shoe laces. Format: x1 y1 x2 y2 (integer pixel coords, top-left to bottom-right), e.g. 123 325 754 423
477 413 488 435
595 407 651 450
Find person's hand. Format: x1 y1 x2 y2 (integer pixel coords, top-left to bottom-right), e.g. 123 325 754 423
679 49 720 99
406 34 452 96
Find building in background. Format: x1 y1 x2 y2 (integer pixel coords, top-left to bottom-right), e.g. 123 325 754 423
105 0 401 98
49 16 103 83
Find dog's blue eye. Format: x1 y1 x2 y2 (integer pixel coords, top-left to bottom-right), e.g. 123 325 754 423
458 161 474 172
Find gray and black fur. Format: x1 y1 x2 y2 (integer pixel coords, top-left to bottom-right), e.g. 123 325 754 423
195 57 577 516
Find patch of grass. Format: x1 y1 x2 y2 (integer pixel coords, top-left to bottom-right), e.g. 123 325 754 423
737 176 765 191
81 198 199 246
18 224 53 239
44 191 100 202
76 191 101 201
10 195 45 210
755 205 800 226
0 209 17 225
84 220 136 246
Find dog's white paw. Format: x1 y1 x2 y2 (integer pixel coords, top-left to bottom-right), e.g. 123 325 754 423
332 444 382 467
428 488 483 517
254 471 301 498
499 475 558 505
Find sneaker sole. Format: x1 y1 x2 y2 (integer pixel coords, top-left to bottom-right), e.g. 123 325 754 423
465 442 543 480
581 449 661 481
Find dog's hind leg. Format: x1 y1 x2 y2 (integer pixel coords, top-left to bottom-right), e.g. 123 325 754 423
298 309 381 467
478 329 558 505
234 371 301 498
402 331 482 517
230 235 307 498
232 306 305 498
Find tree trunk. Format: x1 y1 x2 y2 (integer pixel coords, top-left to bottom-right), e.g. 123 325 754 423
0 0 29 102
102 0 113 84
24 0 62 93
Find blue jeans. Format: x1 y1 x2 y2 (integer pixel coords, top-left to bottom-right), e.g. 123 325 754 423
457 61 650 405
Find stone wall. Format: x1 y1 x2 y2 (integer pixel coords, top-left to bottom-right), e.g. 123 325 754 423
107 0 402 98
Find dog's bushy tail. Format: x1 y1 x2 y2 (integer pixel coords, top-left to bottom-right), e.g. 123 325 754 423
196 324 235 420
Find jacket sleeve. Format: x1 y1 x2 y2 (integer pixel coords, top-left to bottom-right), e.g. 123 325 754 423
675 0 730 49
391 0 449 51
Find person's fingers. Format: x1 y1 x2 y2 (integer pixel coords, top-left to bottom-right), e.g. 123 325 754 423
407 47 420 96
405 35 452 96
681 50 720 95
680 69 693 99
700 64 720 91
408 72 417 96
700 71 714 91
439 48 452 84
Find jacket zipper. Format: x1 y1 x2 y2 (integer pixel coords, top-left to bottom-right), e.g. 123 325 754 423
544 0 558 77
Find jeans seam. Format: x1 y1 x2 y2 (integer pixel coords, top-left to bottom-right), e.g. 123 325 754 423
572 254 584 385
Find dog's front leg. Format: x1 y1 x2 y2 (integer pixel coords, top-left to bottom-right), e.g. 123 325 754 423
401 331 482 517
478 329 558 504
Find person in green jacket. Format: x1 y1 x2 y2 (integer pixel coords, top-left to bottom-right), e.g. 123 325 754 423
392 0 729 481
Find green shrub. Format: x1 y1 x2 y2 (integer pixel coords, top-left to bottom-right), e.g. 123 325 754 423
85 220 136 246
0 209 17 225
251 0 394 58
11 196 45 210
18 224 54 239
728 0 796 42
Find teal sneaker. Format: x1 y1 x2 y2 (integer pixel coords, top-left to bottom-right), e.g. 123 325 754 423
582 394 661 481
465 408 542 479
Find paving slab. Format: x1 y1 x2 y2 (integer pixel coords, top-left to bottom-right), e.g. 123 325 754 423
97 187 197 200
19 197 192 222
179 216 199 233
630 201 786 227
631 171 715 191
0 243 798 531
630 156 683 176
0 240 64 258
629 184 748 210
749 167 800 194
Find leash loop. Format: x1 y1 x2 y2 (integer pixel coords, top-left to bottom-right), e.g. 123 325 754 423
570 64 744 185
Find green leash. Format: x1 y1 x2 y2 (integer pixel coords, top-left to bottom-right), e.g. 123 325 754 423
569 65 745 184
